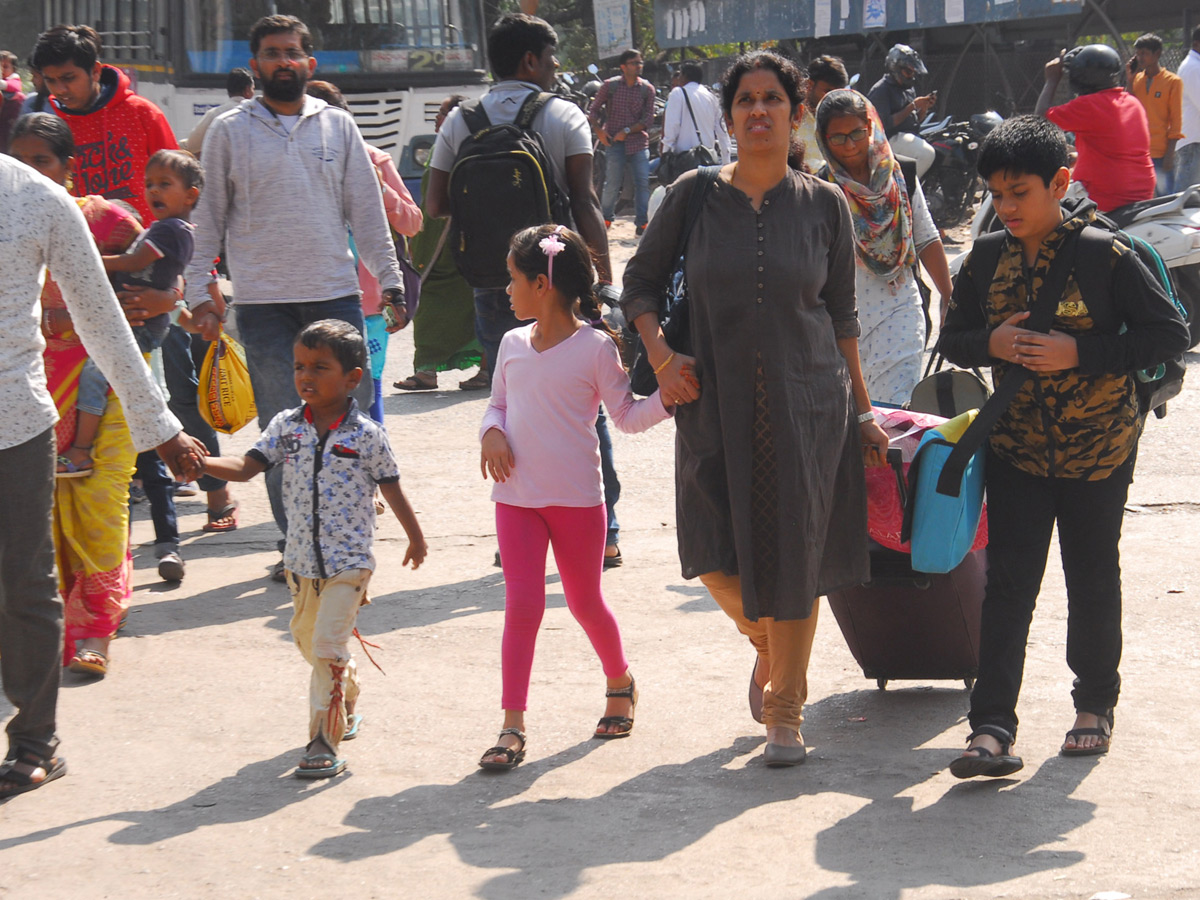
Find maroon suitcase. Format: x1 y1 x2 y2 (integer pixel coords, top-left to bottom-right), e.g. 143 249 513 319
826 545 986 690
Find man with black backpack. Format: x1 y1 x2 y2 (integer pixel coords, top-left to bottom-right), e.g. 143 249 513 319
427 13 626 568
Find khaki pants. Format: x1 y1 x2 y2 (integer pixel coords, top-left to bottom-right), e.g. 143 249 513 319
287 568 370 747
699 570 820 734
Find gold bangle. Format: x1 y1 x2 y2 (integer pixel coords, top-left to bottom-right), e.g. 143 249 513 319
653 352 676 376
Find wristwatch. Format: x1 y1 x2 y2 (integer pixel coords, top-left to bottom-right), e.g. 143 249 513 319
623 126 632 135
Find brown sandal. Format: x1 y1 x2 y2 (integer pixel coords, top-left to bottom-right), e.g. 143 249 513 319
394 371 438 391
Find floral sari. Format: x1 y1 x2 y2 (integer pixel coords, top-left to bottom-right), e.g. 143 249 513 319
42 195 143 664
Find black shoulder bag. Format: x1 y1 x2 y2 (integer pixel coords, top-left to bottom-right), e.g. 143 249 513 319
628 166 719 396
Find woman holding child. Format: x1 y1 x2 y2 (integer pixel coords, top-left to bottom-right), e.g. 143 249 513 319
622 51 888 766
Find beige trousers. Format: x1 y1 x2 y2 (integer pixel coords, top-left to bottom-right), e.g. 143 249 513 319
699 570 820 734
287 568 371 747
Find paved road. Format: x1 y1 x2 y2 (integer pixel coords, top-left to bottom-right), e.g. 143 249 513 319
2 220 1198 899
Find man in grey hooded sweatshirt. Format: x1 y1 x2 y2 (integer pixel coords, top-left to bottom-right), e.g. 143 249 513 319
184 14 404 582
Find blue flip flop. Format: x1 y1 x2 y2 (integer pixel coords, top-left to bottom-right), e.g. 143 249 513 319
343 714 363 741
294 752 346 779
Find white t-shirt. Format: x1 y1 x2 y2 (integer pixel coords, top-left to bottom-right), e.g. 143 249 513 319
1178 49 1200 151
662 82 732 163
430 80 592 197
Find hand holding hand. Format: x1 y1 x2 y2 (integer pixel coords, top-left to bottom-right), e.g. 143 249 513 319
655 352 700 407
481 428 515 483
156 433 208 481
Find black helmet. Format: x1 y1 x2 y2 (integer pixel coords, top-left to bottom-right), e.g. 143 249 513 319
885 44 927 87
969 111 1004 136
1063 44 1122 95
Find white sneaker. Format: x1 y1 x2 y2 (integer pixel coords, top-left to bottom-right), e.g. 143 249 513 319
174 481 199 497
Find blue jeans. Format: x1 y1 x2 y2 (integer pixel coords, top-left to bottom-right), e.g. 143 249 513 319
162 324 226 493
1153 157 1176 196
133 451 178 553
1175 143 1200 193
596 406 620 547
235 296 373 544
473 288 521 380
601 147 651 228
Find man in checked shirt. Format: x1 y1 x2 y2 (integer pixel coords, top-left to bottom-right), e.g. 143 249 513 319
589 50 657 236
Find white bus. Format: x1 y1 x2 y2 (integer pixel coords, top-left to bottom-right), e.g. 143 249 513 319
42 0 489 191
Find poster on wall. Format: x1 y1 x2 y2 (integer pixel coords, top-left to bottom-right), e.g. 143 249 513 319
862 0 887 29
595 0 634 58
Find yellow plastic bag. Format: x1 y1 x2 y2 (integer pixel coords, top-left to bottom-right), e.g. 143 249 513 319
198 332 257 434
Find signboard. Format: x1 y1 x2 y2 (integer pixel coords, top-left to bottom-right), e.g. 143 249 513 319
595 0 634 59
656 0 1082 47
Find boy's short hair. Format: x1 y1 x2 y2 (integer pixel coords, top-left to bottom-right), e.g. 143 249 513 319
619 49 642 65
297 319 366 373
807 55 849 89
977 114 1069 186
249 15 313 56
32 24 101 72
147 149 204 193
680 61 703 83
1133 33 1163 54
226 67 254 96
487 14 557 80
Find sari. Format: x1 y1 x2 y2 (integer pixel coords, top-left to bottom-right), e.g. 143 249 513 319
407 167 482 373
41 195 142 664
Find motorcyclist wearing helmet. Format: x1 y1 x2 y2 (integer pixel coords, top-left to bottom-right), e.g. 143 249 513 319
1036 44 1155 212
867 43 937 176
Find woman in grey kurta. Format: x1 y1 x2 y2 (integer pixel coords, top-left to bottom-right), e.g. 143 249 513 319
622 51 888 766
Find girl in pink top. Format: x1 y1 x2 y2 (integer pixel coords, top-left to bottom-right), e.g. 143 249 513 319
477 225 674 770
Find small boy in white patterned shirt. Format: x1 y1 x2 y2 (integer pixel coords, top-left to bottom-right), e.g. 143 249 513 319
201 319 426 779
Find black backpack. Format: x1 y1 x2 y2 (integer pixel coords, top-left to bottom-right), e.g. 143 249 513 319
969 222 1187 419
447 91 568 289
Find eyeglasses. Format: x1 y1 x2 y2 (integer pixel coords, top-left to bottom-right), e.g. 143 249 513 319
826 127 869 146
257 49 309 62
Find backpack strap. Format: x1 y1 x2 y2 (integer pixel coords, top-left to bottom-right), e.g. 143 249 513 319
896 157 917 204
458 97 492 136
1072 226 1117 313
514 91 553 130
967 231 1008 309
932 228 1084 497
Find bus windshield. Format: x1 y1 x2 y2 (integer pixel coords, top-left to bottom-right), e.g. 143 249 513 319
182 0 484 78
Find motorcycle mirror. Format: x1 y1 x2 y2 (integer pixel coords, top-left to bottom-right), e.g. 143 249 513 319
587 63 599 75
849 73 860 87
562 72 575 85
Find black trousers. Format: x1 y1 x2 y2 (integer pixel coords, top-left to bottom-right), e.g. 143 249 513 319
968 446 1135 740
0 428 61 760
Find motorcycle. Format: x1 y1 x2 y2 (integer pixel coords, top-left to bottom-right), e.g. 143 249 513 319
955 180 1200 348
918 111 1003 228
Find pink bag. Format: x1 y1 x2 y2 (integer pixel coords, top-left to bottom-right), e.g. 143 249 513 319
866 407 988 554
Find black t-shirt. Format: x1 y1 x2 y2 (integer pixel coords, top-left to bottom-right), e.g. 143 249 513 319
114 217 195 338
867 75 917 137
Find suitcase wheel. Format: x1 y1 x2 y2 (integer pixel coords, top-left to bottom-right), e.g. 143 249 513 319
876 678 888 691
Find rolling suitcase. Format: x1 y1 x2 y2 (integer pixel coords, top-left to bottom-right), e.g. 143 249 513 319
826 543 985 690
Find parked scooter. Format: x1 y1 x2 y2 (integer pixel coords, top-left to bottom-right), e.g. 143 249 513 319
955 180 1200 347
918 111 1003 228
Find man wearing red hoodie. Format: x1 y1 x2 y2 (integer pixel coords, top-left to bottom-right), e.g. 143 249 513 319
31 24 177 224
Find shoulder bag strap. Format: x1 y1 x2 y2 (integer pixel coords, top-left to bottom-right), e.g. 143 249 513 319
932 228 1083 497
680 87 703 143
674 166 719 261
418 220 452 287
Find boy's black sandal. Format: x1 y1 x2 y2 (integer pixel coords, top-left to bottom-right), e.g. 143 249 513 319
1061 709 1114 757
0 747 67 799
479 728 527 771
949 726 1024 779
594 676 638 739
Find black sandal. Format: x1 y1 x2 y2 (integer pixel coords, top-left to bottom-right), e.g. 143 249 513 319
0 747 67 799
479 728 527 771
594 676 638 739
949 726 1024 779
1061 709 1114 757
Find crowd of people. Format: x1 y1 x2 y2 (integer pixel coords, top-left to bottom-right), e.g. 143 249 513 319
0 11 1191 798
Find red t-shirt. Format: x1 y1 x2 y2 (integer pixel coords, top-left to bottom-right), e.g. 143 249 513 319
1047 89 1155 213
53 65 177 223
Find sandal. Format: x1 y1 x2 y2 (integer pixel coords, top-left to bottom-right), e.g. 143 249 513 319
458 370 490 391
343 713 363 742
394 371 438 391
949 726 1024 779
1061 709 1114 757
602 546 623 569
594 676 638 739
201 502 239 533
68 648 108 677
295 737 346 779
55 454 93 478
0 748 67 799
478 728 527 771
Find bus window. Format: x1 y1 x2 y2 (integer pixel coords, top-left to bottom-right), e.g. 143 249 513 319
182 0 484 77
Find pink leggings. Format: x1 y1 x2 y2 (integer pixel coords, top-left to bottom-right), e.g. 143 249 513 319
496 502 629 710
